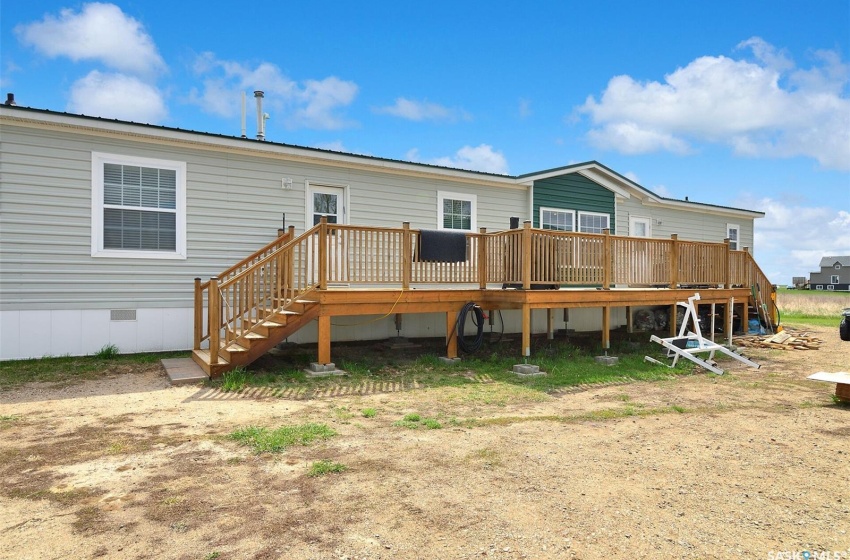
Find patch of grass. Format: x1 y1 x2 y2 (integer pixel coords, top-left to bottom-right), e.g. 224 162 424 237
780 315 842 328
93 344 120 360
204 553 221 560
330 405 354 422
308 459 347 477
469 448 502 468
220 367 248 393
670 405 687 413
228 423 336 454
0 351 188 390
361 408 377 418
393 413 442 429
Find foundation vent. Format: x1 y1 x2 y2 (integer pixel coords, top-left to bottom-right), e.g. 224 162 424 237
110 309 137 321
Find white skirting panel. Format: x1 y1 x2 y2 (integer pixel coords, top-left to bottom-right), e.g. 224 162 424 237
0 306 627 360
0 308 194 361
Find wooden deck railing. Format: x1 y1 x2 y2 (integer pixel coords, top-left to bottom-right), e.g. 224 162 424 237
194 219 777 357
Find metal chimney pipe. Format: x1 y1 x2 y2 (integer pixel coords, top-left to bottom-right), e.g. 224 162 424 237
254 90 265 141
240 92 247 138
4 93 16 106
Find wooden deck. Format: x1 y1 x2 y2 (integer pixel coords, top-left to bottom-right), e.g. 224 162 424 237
192 220 775 376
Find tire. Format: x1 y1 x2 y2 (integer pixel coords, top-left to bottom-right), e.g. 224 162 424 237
841 318 850 341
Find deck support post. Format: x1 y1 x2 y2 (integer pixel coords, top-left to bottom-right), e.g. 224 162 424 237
318 216 328 290
318 314 331 364
726 297 734 344
446 311 458 359
522 221 532 290
723 238 731 289
209 276 220 364
602 229 612 289
193 277 202 351
669 234 679 289
626 305 633 334
547 308 555 340
602 306 611 349
402 222 411 289
478 227 487 289
522 305 531 357
669 304 677 338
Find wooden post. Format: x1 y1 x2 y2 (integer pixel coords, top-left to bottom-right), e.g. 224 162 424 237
670 304 677 338
602 306 610 349
626 305 633 334
547 308 555 340
209 276 220 364
401 222 411 289
318 314 331 364
710 302 716 343
602 228 612 290
726 297 734 345
669 234 679 289
446 311 458 359
478 227 487 289
288 225 295 240
522 304 531 357
522 221 532 290
723 238 731 289
318 216 328 290
193 278 203 351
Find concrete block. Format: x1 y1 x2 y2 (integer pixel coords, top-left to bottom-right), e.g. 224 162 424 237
595 355 619 366
439 356 461 364
512 364 546 377
305 362 346 377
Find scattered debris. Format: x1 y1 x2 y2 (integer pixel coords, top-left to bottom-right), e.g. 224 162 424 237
734 328 824 351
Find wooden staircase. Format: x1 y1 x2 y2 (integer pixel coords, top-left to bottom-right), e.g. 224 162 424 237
192 299 319 376
191 223 325 377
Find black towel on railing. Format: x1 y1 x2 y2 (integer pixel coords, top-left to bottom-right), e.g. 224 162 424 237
417 229 467 263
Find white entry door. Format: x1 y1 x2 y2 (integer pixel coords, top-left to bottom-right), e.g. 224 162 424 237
308 184 348 285
629 216 652 237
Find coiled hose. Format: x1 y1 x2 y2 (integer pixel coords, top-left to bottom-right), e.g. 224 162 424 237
453 302 485 353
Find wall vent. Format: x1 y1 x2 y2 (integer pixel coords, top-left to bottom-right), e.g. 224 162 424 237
110 309 137 321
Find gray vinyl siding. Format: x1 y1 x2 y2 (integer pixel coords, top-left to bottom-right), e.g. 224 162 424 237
0 123 525 311
616 196 755 249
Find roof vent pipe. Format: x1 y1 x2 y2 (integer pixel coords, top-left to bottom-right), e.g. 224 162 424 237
240 91 247 138
4 93 16 106
254 90 265 141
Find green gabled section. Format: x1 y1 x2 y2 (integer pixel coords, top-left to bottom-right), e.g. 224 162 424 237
532 173 615 229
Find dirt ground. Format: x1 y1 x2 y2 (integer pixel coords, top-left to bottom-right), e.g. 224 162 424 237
1 325 848 560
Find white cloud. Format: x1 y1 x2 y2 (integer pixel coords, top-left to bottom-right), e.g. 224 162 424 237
15 2 166 77
735 195 850 284
649 184 673 198
188 53 357 130
578 38 850 170
374 97 469 122
518 98 532 119
67 70 167 123
406 144 509 174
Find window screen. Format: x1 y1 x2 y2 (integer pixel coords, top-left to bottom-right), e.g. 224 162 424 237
103 163 177 250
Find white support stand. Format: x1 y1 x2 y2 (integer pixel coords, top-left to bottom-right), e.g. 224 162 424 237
645 293 760 375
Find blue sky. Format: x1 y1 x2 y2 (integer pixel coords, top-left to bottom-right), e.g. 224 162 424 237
2 1 849 284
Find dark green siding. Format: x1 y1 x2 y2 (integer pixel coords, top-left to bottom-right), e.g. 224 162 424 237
532 173 615 230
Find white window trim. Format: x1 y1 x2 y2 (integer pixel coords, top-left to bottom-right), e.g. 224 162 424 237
304 180 350 227
815 285 824 290
827 284 835 291
831 275 840 284
539 207 576 231
835 264 842 270
437 191 477 231
91 152 187 259
726 223 740 251
628 215 652 237
577 211 611 234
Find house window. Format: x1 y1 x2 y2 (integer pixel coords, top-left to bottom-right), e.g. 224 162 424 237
827 284 835 291
815 285 823 290
578 211 610 234
92 152 187 259
540 208 575 231
437 191 476 231
727 224 740 251
831 275 840 284
836 264 842 270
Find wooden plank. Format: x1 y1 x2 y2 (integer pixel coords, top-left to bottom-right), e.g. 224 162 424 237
446 312 458 359
602 306 610 349
318 314 331 364
522 305 531 357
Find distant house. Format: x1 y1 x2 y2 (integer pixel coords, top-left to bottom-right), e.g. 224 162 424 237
809 256 850 291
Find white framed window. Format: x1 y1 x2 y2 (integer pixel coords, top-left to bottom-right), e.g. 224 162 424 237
578 211 610 234
727 224 740 251
540 207 575 231
831 275 840 284
629 215 652 237
437 191 476 231
836 264 842 270
827 284 835 291
91 152 187 259
815 285 824 290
